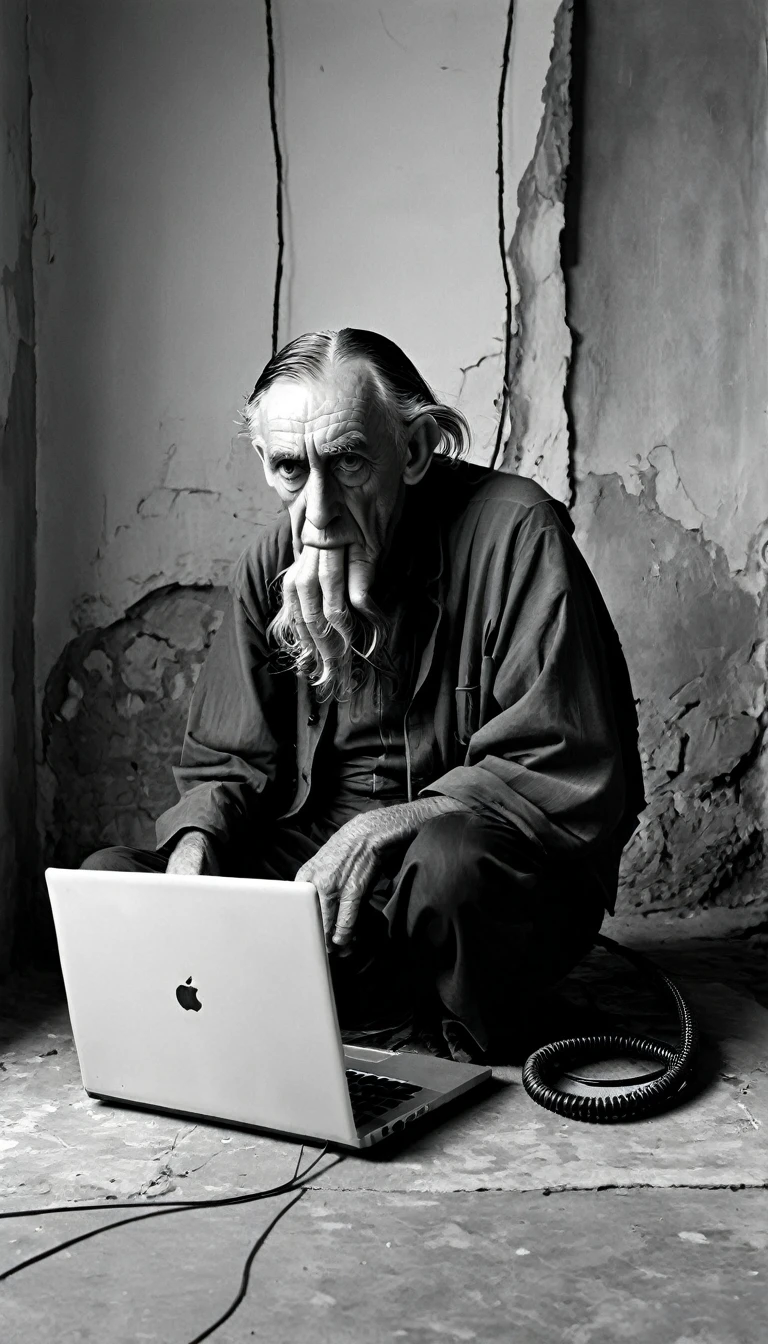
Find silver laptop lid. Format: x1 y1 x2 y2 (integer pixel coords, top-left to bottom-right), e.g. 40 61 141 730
45 868 359 1147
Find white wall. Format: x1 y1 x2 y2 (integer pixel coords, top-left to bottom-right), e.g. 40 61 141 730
31 0 563 690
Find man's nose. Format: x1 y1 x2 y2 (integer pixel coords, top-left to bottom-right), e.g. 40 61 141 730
303 468 342 533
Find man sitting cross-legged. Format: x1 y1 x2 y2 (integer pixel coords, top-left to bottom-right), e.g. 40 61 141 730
83 328 645 1063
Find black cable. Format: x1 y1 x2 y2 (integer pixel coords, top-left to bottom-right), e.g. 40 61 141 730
0 1145 334 1282
0 1142 329 1222
489 0 516 472
1 1146 336 1344
264 0 285 357
522 934 699 1123
185 1189 305 1344
2 1201 210 1284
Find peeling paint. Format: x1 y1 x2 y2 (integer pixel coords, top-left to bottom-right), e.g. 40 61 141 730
31 0 768 927
569 0 768 575
566 0 768 912
67 437 282 638
31 3 547 694
501 0 573 504
574 473 766 910
43 587 226 867
636 445 708 533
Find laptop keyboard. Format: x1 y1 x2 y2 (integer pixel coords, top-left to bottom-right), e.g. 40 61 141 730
345 1068 421 1127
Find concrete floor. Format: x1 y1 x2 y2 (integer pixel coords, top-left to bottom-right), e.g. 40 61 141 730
2 905 768 1342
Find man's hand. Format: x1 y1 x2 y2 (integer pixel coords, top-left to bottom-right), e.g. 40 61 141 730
295 796 469 950
166 829 220 876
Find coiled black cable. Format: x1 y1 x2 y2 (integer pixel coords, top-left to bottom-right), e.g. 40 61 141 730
522 934 699 1123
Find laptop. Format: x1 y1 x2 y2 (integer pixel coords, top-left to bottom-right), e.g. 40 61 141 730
45 868 492 1150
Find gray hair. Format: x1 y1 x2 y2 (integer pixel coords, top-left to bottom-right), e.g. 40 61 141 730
245 327 470 459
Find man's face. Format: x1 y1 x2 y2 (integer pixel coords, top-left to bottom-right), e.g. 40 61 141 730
253 359 406 564
249 358 434 698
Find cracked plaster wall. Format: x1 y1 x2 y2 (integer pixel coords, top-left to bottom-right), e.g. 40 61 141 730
42 587 227 866
30 0 564 690
502 0 573 504
36 0 766 919
0 0 36 969
31 2 566 877
569 0 768 910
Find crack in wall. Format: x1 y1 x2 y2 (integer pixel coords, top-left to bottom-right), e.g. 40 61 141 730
35 0 768 921
500 0 574 503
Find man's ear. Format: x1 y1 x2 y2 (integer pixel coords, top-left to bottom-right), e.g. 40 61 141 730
402 414 440 485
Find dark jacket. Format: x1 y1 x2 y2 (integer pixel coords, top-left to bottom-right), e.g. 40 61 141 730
156 460 645 911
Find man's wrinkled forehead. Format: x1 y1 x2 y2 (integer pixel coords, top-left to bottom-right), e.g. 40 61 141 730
255 362 393 454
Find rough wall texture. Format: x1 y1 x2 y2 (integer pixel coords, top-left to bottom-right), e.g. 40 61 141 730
576 474 766 910
30 0 558 689
33 1 567 893
38 0 768 921
0 0 36 970
42 588 226 869
29 0 281 676
502 0 573 504
569 0 768 911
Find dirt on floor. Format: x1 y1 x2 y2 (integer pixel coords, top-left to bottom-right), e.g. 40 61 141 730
2 905 768 1342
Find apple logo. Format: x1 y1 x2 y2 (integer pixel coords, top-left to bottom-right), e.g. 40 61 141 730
176 976 202 1012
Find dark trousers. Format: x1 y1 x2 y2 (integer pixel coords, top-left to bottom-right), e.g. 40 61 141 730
82 813 605 1061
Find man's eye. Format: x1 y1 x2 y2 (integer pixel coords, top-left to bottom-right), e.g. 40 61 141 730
335 453 364 474
276 461 306 481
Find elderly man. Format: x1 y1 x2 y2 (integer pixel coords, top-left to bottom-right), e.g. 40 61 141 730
84 329 645 1063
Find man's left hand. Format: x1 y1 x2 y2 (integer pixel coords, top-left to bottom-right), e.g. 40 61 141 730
295 795 470 950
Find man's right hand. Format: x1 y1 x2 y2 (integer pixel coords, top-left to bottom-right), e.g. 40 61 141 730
165 830 220 876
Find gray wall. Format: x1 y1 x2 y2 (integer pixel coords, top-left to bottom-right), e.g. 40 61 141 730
19 0 768 933
0 0 36 968
570 0 768 909
30 0 568 881
30 0 563 694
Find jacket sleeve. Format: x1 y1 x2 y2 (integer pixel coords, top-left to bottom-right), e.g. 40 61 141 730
155 548 294 853
423 507 630 860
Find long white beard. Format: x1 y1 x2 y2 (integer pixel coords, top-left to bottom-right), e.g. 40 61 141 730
268 578 391 701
